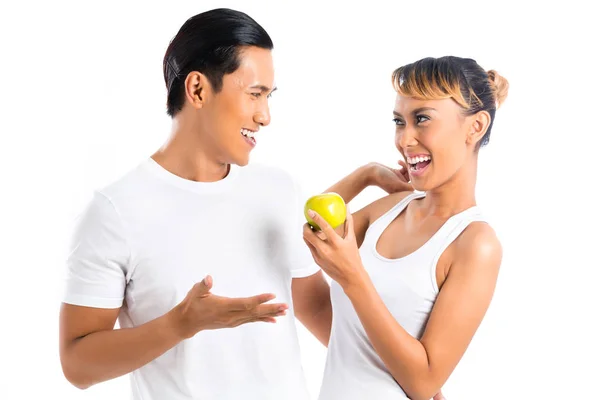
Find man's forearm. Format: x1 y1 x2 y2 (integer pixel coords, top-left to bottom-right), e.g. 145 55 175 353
297 299 332 347
62 308 183 389
292 272 333 347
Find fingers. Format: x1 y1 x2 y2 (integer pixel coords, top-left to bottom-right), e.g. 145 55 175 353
208 293 290 329
192 275 213 297
343 212 355 240
303 237 323 266
242 310 285 325
306 209 337 241
303 222 331 262
393 170 410 186
255 317 277 324
398 160 410 182
203 275 213 290
252 303 288 318
303 237 318 256
233 302 288 324
304 221 327 240
315 229 327 241
303 222 323 248
224 293 276 311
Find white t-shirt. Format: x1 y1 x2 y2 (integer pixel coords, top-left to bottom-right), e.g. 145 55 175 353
62 158 319 400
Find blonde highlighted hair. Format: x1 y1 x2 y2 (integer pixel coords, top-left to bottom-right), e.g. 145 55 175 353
392 56 509 146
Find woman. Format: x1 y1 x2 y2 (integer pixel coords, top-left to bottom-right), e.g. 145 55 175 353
303 56 508 400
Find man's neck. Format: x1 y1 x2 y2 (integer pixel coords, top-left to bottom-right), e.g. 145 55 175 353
151 127 230 183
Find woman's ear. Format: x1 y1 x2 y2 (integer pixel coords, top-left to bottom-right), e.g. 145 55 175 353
466 110 491 145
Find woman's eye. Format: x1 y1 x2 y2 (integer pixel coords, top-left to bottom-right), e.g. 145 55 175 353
416 115 430 124
392 118 405 126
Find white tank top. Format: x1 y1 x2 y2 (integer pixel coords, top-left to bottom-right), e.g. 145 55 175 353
318 192 486 400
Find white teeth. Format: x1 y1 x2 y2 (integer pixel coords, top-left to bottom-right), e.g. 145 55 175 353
407 155 431 164
241 129 255 138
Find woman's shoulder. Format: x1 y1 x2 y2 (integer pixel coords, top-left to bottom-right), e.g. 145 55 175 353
453 220 503 272
458 220 501 251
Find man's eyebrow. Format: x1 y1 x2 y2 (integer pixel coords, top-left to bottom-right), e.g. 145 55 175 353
250 85 277 93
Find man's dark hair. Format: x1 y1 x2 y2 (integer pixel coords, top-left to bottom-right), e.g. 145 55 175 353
163 8 274 117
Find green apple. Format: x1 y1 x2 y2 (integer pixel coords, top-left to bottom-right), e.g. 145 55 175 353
304 192 347 230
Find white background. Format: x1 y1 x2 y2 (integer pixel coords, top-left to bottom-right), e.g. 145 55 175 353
1 1 599 399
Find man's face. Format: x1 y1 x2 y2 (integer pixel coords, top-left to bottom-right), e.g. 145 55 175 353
199 46 276 166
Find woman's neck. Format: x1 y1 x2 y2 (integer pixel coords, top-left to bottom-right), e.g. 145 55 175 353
419 156 478 218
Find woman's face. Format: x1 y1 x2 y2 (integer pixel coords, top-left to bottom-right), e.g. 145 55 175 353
393 95 482 192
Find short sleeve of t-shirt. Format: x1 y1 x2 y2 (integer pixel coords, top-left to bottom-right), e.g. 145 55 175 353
286 176 320 279
62 191 130 309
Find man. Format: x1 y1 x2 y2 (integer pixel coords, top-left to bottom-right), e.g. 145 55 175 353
59 8 332 400
58 7 426 400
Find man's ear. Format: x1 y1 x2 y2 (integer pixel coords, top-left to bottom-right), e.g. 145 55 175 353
183 71 211 110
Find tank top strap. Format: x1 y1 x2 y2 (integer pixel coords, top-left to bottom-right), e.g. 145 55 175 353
362 191 425 248
428 206 487 294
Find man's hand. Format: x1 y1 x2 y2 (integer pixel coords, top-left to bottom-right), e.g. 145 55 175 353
171 275 289 339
